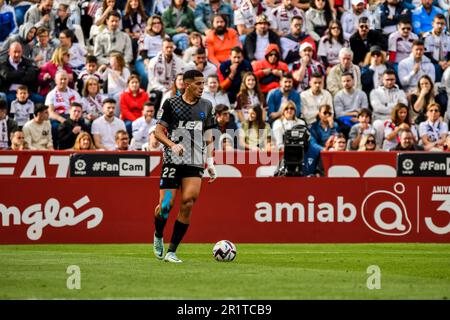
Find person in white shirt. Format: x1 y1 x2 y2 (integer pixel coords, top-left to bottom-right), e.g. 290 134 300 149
272 100 306 150
388 18 418 67
270 0 306 37
300 73 333 125
201 74 231 109
370 69 408 145
418 102 448 151
398 39 435 93
186 47 217 79
234 0 265 36
91 97 126 150
131 102 158 150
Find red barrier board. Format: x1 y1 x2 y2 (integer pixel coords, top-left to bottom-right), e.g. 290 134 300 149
321 151 398 177
1 177 449 243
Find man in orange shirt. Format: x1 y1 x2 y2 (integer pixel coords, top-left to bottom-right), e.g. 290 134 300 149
206 14 241 67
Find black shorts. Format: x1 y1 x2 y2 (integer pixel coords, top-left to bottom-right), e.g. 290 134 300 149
159 164 204 189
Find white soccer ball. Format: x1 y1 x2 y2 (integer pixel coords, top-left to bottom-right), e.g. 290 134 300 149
212 240 237 262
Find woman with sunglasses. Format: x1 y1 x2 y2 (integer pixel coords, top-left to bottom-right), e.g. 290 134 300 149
272 100 307 151
38 46 74 96
317 20 348 72
305 104 338 176
358 133 378 151
418 103 449 151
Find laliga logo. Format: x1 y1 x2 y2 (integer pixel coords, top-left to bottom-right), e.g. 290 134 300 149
361 183 412 236
75 159 86 171
402 159 414 171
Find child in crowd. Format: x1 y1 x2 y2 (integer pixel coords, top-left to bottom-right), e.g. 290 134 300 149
32 27 56 68
347 108 377 150
77 55 103 92
183 31 206 64
10 85 34 129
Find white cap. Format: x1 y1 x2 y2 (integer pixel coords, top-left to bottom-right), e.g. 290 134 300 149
299 42 313 52
352 0 365 5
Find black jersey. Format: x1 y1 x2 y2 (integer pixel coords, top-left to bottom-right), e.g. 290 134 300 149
157 95 215 168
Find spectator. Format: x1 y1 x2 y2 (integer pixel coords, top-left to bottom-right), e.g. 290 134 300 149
131 101 157 150
45 70 81 139
99 51 131 116
135 15 166 90
161 73 185 109
383 102 418 150
24 0 55 36
162 0 195 53
341 0 371 41
243 14 281 62
360 45 389 93
122 0 148 59
347 108 376 150
77 55 103 92
305 0 334 42
10 85 34 129
183 31 206 64
388 17 418 70
412 0 444 38
59 29 87 72
218 46 253 104
281 15 316 64
0 41 41 105
0 0 18 46
370 69 408 143
418 102 448 151
186 47 217 78
410 74 444 125
270 0 306 37
57 102 89 150
399 42 436 95
38 46 74 96
194 0 233 35
334 72 368 129
212 104 238 149
326 47 362 97
378 0 411 39
235 71 266 123
300 73 333 125
114 129 130 150
72 131 96 150
357 133 378 151
317 19 348 72
251 43 288 94
9 129 28 150
93 11 132 66
120 74 149 137
266 72 301 122
391 128 424 151
239 106 271 150
147 38 187 111
305 104 338 175
90 0 123 43
205 14 241 67
350 16 385 66
32 27 56 68
81 76 105 126
233 0 266 37
272 100 307 150
324 132 347 151
0 22 36 61
423 13 450 82
201 74 230 109
292 42 325 93
142 125 163 151
22 103 53 150
10 0 34 27
91 98 126 150
0 99 18 149
54 1 85 46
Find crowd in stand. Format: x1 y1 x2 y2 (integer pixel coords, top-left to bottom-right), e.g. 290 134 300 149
1 0 450 175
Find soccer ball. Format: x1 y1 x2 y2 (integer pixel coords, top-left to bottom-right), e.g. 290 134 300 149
212 240 237 262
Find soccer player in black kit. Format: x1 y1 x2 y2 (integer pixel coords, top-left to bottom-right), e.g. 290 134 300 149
153 70 217 263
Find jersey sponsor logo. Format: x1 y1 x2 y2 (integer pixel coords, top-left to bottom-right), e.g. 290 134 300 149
177 121 203 130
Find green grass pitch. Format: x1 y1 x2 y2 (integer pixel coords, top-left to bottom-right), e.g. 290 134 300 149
0 243 449 299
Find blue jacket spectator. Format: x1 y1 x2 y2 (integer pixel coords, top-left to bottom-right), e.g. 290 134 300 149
266 73 301 122
378 0 411 36
0 1 17 44
412 0 444 37
194 0 234 34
